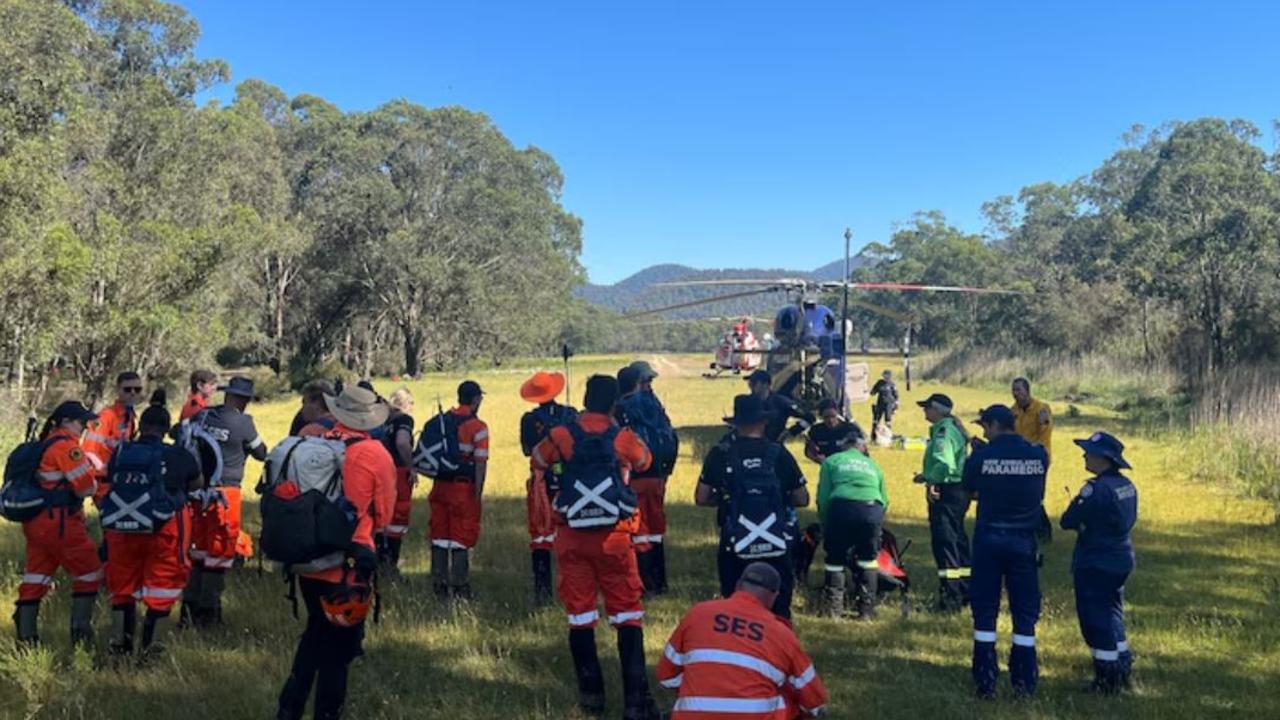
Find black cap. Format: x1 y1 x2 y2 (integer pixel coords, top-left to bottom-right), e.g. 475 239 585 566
1074 431 1131 470
617 366 641 396
746 369 772 386
916 393 953 413
723 394 776 426
817 398 839 413
973 404 1016 428
51 401 97 424
458 380 484 404
584 374 620 413
738 562 782 593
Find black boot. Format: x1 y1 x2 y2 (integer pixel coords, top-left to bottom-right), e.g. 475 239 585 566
532 550 554 605
569 628 606 717
70 593 96 648
1088 659 1121 695
821 568 845 619
449 548 471 600
13 601 39 646
180 567 204 628
431 546 450 598
618 625 661 720
197 570 226 627
855 564 879 619
139 609 170 663
652 543 668 595
636 550 656 596
109 604 136 656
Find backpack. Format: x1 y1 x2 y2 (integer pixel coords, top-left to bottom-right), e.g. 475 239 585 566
554 424 636 529
723 442 792 559
258 436 360 573
174 412 224 489
619 392 679 476
413 411 472 480
100 442 185 533
1 437 78 523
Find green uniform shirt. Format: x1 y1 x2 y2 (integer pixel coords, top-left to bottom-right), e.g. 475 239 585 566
817 449 888 524
923 417 967 484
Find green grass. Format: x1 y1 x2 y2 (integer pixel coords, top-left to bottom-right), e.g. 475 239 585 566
1 354 1277 719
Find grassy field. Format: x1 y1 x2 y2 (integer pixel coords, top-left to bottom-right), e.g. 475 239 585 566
1 354 1277 719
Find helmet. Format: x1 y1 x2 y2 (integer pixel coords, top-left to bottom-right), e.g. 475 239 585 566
321 581 372 628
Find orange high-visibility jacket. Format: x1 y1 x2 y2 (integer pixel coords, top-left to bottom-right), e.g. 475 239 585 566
83 402 135 474
530 412 651 532
657 591 829 719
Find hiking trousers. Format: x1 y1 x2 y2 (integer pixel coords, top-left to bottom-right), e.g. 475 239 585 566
277 577 366 720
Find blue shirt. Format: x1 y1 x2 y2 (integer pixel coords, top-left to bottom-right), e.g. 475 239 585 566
1060 470 1138 574
962 434 1047 533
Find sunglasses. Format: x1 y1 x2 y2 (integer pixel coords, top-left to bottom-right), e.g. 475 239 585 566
121 386 144 393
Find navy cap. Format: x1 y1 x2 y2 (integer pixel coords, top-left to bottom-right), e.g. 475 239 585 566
916 393 953 413
617 366 641 395
973 404 1016 428
746 369 772 385
1074 431 1131 470
51 401 97 424
457 380 484 403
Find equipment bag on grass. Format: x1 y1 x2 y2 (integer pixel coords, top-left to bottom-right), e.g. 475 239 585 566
724 443 792 559
1 436 77 522
259 436 359 573
554 424 636 529
100 442 185 532
412 410 473 479
619 392 679 476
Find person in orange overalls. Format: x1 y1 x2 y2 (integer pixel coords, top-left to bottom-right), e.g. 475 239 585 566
520 370 576 604
83 372 142 481
657 562 829 719
104 399 202 656
530 375 661 720
180 369 218 422
13 401 103 646
427 380 488 599
374 387 416 574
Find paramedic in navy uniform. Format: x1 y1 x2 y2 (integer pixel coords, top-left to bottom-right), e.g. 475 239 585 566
962 405 1047 699
1060 431 1138 695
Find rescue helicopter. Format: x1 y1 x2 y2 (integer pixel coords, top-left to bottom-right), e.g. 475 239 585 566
624 230 1020 414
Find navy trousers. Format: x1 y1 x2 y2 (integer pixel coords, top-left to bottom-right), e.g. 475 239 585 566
970 529 1041 696
1074 568 1131 685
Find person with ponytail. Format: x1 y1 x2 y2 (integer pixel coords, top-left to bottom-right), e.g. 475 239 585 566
101 390 202 657
13 401 103 646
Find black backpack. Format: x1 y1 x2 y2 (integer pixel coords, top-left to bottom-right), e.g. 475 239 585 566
259 436 360 572
413 410 473 480
618 392 679 476
1 436 78 523
100 442 185 533
554 424 636 529
723 442 792 559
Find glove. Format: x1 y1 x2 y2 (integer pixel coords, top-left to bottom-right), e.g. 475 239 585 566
349 544 378 583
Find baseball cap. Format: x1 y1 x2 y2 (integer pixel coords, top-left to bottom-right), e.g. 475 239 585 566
628 360 659 381
973 404 1016 428
458 380 484 403
738 562 782 593
916 393 954 413
51 401 97 424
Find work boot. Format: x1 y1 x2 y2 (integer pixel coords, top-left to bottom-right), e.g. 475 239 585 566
109 604 136 656
618 625 660 720
635 550 656 596
821 568 845 619
854 564 879 619
1088 659 1121 695
652 543 669 595
449 549 471 600
971 635 998 699
70 593 96 647
569 628 606 717
197 570 226 626
430 546 450 599
140 609 168 653
1118 645 1134 690
1009 638 1038 697
531 550 554 605
13 601 39 646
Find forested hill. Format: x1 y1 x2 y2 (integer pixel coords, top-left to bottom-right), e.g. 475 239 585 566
576 257 864 318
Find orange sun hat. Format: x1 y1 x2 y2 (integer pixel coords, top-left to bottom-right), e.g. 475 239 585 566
520 371 566 404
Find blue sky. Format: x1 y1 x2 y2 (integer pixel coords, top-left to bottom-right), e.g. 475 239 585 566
184 1 1279 284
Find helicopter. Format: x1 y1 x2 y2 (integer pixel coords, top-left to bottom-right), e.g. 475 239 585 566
624 232 1021 414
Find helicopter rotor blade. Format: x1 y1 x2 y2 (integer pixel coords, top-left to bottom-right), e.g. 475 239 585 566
622 287 782 318
821 281 1025 295
653 278 809 289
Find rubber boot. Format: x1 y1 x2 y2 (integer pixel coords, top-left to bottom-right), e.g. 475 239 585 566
139 609 169 662
13 601 39 646
972 637 998 699
855 565 879 619
197 570 225 627
652 543 669 595
109 604 136 656
430 546 450 598
569 628 606 717
1089 659 1121 695
531 550 554 605
821 568 845 619
180 567 204 628
70 592 96 648
618 625 661 720
1118 644 1134 690
448 548 471 600
1009 640 1038 697
636 550 656 596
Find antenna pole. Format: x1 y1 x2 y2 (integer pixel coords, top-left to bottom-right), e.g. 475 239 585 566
561 343 573 405
840 228 853 411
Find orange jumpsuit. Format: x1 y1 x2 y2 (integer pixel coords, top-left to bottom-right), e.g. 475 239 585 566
427 406 488 549
18 430 102 602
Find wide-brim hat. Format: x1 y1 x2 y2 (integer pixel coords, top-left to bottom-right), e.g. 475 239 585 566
724 394 776 425
218 376 256 399
325 386 389 431
520 371 565 404
1074 431 1132 469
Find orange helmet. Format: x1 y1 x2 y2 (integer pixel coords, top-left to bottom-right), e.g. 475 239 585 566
321 581 372 628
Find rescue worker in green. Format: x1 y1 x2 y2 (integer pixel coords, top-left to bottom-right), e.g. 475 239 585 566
912 393 971 612
816 436 887 619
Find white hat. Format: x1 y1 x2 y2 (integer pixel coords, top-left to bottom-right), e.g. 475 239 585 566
324 386 389 431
